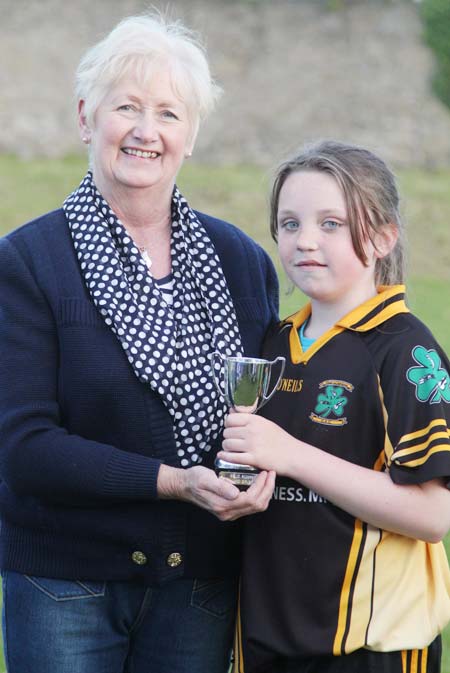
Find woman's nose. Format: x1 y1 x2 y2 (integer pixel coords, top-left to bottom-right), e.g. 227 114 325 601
132 111 159 142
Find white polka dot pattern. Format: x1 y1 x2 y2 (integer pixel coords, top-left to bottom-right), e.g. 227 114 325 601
63 172 243 467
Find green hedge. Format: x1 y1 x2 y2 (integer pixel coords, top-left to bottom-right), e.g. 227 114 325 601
421 0 450 110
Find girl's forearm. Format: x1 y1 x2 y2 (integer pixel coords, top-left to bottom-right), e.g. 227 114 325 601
283 437 450 543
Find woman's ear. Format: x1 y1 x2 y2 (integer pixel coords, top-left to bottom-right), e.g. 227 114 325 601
374 223 398 259
78 100 91 145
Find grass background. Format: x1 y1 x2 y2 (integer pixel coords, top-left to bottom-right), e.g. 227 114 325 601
0 155 449 668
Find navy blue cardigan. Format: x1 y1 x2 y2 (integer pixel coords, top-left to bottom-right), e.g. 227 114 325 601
0 208 278 585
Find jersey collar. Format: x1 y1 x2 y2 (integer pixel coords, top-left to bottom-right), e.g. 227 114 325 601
282 285 409 364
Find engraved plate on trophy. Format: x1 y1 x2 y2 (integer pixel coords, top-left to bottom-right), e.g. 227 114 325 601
211 354 285 490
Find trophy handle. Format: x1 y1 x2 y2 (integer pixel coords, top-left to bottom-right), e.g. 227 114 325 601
210 351 227 402
259 356 286 409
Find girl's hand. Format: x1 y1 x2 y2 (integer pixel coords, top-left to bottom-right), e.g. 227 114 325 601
218 413 292 474
221 418 450 543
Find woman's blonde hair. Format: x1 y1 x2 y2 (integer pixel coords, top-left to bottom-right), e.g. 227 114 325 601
270 140 405 286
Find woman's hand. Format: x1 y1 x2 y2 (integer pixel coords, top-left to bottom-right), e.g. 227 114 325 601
218 413 292 474
157 463 275 521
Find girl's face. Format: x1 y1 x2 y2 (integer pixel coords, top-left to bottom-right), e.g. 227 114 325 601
277 169 380 315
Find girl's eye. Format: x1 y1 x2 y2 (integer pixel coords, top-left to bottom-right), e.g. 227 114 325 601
322 219 341 231
280 219 299 232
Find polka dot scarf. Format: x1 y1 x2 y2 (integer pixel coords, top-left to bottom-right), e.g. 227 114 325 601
63 172 243 467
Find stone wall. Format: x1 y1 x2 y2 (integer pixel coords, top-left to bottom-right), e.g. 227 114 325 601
2 0 450 167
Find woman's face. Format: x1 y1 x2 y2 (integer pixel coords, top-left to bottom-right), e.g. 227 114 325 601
79 69 194 203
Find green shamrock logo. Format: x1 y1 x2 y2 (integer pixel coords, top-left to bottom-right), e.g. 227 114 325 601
315 385 348 418
406 346 450 404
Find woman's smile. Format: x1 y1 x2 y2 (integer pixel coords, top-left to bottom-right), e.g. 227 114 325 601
121 147 160 159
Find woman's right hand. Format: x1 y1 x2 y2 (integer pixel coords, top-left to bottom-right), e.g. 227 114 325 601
157 464 275 521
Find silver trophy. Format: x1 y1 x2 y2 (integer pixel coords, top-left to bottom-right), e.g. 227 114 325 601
211 353 285 490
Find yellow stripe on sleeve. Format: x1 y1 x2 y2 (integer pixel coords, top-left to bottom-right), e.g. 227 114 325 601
393 429 450 462
398 430 450 456
399 418 448 444
393 443 450 468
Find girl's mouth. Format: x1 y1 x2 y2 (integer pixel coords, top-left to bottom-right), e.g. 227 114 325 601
296 260 326 267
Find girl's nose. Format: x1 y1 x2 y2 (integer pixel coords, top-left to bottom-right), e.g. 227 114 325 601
295 227 319 251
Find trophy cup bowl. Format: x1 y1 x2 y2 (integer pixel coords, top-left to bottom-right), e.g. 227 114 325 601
211 354 285 490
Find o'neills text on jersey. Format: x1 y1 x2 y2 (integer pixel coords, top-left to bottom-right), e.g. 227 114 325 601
277 378 304 393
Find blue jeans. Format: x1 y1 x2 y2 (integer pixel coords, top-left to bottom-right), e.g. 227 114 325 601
2 571 237 673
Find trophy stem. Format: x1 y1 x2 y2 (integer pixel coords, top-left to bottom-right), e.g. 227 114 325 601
215 458 259 491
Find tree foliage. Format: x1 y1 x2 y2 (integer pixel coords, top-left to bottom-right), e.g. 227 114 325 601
421 0 450 110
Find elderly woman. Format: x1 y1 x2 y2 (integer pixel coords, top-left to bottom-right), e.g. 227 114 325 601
0 13 278 673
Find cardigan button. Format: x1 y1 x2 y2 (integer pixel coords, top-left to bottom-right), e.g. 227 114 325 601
167 552 183 568
131 551 148 566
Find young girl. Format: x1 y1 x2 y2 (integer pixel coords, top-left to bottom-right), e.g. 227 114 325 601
218 140 450 673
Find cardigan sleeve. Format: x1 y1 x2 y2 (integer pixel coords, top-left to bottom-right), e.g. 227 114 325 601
0 236 162 505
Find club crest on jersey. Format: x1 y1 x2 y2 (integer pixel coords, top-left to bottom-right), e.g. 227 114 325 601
406 345 450 404
309 380 354 426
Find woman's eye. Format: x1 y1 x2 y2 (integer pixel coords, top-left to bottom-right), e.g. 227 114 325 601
161 110 179 120
117 104 136 113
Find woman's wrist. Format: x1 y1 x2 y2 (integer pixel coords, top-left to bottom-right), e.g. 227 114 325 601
157 464 186 500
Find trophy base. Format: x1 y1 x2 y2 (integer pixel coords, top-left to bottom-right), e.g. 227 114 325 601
214 458 259 491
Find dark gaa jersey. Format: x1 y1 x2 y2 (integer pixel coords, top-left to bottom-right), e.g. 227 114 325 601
235 286 450 673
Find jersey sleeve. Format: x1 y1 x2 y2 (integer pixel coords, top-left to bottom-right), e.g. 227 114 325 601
378 320 450 487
